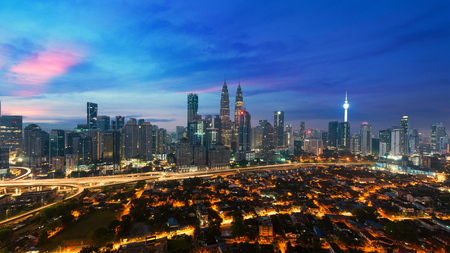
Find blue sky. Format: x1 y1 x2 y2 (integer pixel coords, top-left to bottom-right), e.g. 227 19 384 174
0 1 449 134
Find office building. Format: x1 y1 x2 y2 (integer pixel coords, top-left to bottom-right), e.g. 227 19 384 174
237 110 251 161
0 146 9 172
261 122 274 155
1 115 22 152
274 111 284 149
139 122 153 160
123 121 138 158
304 139 323 156
379 129 391 153
300 121 306 141
285 124 293 154
24 124 49 158
87 102 98 130
338 122 350 151
97 115 110 131
360 124 372 156
351 134 361 154
391 127 401 156
102 130 121 171
400 115 409 154
328 121 339 149
50 130 65 160
114 116 125 130
187 93 198 126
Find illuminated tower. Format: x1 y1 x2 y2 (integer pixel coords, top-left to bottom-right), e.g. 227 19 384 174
343 92 349 122
220 78 231 146
400 115 409 154
234 83 243 129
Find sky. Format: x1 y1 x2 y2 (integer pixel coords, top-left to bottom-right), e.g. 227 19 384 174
0 1 449 134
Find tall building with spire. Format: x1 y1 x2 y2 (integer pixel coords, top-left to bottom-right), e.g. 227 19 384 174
234 83 243 126
343 92 349 122
220 78 231 146
400 115 409 154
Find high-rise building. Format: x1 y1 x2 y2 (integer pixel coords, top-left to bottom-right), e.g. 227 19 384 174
187 93 198 126
350 134 361 154
214 115 222 144
261 122 274 155
97 116 110 131
88 130 101 162
328 121 338 149
400 115 409 154
50 130 65 160
65 132 80 155
274 111 284 149
139 122 153 160
124 121 138 158
220 79 231 147
176 126 186 142
205 128 219 150
304 139 323 156
24 124 49 158
87 102 98 130
234 84 243 132
379 129 391 153
338 122 350 151
379 142 387 157
156 128 167 154
431 124 446 150
237 110 251 161
300 121 306 141
285 124 293 154
411 129 419 151
391 127 401 156
115 116 125 130
343 92 349 122
102 130 121 171
360 124 372 156
1 115 23 152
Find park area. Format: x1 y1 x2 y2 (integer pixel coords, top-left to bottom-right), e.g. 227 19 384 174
45 211 118 250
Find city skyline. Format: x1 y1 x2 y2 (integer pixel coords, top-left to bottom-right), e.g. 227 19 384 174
0 1 449 133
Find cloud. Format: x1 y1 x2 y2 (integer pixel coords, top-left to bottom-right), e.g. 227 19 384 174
8 47 84 85
147 118 176 122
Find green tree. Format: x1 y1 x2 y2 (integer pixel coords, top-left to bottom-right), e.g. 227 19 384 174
0 226 12 242
88 227 115 247
231 212 245 238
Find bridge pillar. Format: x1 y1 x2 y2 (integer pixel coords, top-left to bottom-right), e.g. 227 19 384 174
58 186 60 191
89 183 92 186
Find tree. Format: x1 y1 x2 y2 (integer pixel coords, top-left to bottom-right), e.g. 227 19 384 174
61 213 74 226
231 212 245 238
88 227 115 247
0 227 12 242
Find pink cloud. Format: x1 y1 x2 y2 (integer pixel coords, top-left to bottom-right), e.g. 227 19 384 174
8 47 84 85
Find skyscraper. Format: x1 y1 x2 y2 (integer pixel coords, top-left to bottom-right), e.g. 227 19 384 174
261 122 274 155
360 124 372 156
300 121 306 141
87 102 98 130
139 122 153 160
338 122 350 151
124 121 138 158
285 124 293 154
234 83 243 131
391 127 401 156
220 79 231 147
102 130 121 171
24 124 49 157
343 92 349 122
237 110 251 161
187 93 199 126
400 115 409 154
97 115 111 131
1 115 23 152
50 129 65 159
350 134 361 154
115 116 125 130
379 129 391 153
274 111 284 149
328 121 338 149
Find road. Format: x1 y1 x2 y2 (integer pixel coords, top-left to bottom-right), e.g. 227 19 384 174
0 184 85 226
